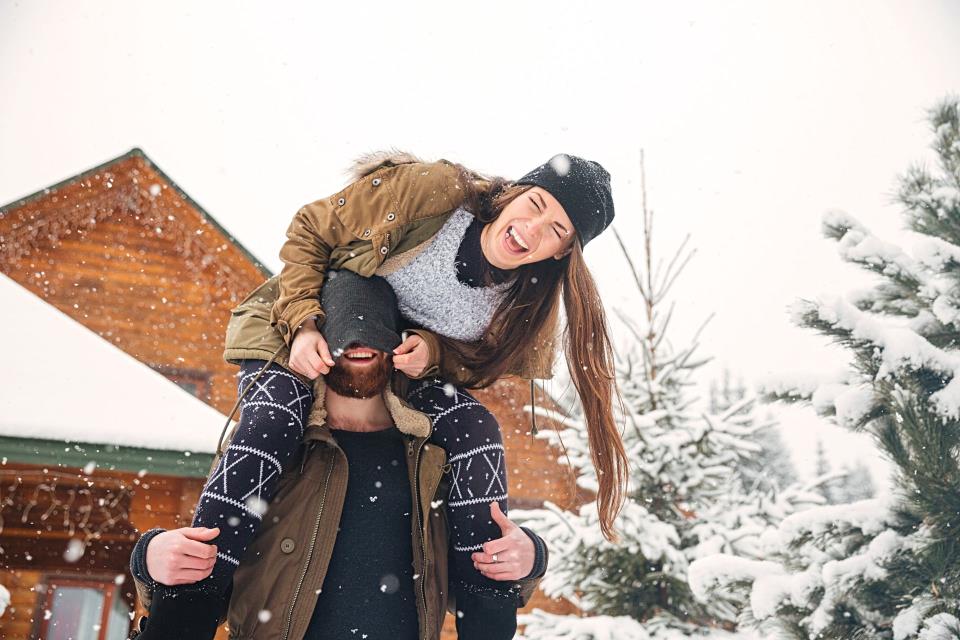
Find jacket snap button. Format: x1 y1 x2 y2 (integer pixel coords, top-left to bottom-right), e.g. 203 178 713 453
380 246 388 255
372 178 381 186
363 229 371 237
386 212 396 221
280 538 296 554
337 197 346 206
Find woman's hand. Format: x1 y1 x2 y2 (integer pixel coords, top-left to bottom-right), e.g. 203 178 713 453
289 318 336 379
471 502 535 581
146 527 220 586
392 334 430 378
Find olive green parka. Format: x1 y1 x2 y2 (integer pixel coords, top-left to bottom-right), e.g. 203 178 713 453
132 372 544 640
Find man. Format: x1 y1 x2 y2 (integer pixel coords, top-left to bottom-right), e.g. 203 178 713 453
129 270 548 639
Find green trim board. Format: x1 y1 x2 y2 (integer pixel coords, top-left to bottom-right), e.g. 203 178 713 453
0 436 214 478
0 147 273 280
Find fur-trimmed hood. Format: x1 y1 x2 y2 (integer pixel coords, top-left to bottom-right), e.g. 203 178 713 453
343 148 493 185
344 148 430 182
305 366 432 439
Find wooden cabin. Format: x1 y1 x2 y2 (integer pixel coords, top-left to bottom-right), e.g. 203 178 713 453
0 149 577 639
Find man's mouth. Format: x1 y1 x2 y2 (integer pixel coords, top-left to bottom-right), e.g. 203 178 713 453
504 225 529 255
343 347 378 364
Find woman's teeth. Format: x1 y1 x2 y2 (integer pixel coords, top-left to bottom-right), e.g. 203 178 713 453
506 226 529 253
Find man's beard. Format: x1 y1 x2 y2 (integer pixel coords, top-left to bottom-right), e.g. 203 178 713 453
324 351 393 398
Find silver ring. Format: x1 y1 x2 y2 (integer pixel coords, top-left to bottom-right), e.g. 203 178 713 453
492 553 499 563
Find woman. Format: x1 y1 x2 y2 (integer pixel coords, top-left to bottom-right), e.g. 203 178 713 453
275 149 627 545
132 150 627 636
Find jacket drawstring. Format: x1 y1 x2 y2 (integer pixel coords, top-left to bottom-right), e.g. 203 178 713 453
215 343 287 456
530 379 538 436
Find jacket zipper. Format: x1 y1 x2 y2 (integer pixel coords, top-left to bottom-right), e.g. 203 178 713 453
411 438 429 640
281 447 335 640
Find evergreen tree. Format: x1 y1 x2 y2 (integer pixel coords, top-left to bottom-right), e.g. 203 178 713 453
710 367 800 495
688 97 960 640
516 154 818 640
834 460 876 503
813 437 835 503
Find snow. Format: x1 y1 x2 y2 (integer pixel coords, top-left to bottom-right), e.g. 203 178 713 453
774 494 896 541
518 609 651 640
0 584 9 618
918 613 960 640
518 608 770 640
893 595 935 640
809 529 906 634
0 273 235 453
688 553 820 620
802 293 960 419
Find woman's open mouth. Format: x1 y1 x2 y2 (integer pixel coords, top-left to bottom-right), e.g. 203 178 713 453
503 225 529 255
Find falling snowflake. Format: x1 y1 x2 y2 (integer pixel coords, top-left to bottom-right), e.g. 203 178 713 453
63 538 85 563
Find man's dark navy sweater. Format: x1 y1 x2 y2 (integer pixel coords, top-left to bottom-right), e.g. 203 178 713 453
305 426 417 639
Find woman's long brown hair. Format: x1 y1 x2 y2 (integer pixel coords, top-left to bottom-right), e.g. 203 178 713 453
435 163 629 541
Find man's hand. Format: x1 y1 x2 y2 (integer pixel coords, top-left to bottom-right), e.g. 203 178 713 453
289 318 335 379
471 502 535 581
392 334 429 378
146 526 220 586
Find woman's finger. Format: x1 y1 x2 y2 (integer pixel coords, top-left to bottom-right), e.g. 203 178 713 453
305 348 328 376
289 353 317 379
393 335 421 355
316 334 335 367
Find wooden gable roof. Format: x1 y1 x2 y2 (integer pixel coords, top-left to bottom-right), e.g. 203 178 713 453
0 149 270 419
0 150 578 510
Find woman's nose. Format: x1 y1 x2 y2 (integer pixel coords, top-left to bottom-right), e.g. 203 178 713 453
524 217 545 237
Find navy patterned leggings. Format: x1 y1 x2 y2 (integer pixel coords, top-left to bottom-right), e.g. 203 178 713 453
191 360 511 596
405 376 512 594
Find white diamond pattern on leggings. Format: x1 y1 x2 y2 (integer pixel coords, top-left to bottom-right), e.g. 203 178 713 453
406 378 510 560
191 361 313 592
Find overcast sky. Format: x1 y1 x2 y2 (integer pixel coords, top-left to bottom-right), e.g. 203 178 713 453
3 0 959 488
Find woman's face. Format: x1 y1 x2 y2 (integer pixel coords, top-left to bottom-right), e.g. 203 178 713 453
480 187 577 270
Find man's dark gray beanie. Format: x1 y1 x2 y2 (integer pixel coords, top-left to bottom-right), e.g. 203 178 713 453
319 269 403 359
514 153 615 249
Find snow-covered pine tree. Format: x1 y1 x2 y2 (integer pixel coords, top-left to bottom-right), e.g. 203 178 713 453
688 97 960 640
710 368 800 496
834 460 876 503
515 154 811 640
812 437 836 503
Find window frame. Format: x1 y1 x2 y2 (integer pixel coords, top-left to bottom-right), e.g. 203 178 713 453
32 573 130 640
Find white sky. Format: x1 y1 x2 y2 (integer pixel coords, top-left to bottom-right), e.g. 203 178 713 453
2 0 959 489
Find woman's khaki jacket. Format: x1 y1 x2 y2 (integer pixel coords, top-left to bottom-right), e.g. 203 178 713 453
132 374 544 639
221 151 559 388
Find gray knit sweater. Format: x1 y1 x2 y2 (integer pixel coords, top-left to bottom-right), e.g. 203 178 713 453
378 207 512 342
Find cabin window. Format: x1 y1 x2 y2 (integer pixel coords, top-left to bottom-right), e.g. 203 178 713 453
150 365 211 399
34 576 130 640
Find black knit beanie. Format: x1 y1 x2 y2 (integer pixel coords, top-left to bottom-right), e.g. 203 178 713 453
319 269 403 359
514 153 615 249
